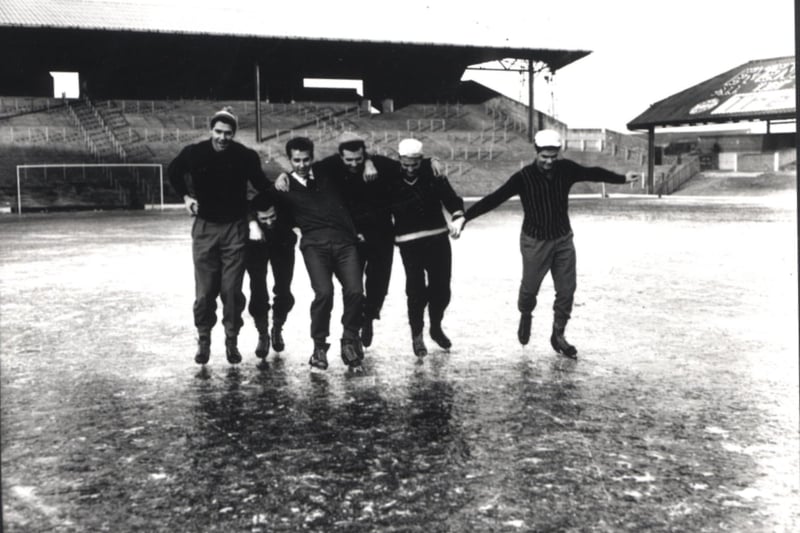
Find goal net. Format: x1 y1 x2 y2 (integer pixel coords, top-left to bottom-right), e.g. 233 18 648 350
14 163 166 214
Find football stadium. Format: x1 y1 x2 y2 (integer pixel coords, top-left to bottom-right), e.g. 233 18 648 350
1 1 797 531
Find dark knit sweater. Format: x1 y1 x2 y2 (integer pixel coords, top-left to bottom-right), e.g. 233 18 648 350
465 159 625 240
168 139 269 223
273 164 358 248
387 166 464 243
314 153 397 238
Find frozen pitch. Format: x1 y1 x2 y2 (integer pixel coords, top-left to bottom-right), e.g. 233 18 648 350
1 195 797 532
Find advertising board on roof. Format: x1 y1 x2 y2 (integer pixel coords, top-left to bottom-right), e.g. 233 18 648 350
628 56 796 130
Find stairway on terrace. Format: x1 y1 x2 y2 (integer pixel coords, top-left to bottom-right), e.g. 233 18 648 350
67 100 124 161
94 100 155 162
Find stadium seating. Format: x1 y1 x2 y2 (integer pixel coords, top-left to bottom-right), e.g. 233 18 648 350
0 92 650 211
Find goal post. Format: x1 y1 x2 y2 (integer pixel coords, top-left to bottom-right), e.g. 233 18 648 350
15 163 164 215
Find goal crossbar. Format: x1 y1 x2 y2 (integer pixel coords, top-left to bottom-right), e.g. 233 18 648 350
15 163 164 215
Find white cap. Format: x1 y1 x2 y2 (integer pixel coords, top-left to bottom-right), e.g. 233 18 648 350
398 138 424 157
533 129 562 149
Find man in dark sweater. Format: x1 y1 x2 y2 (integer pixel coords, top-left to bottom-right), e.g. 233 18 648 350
459 129 639 358
388 138 465 357
244 191 297 361
168 107 271 365
312 132 397 349
272 137 364 371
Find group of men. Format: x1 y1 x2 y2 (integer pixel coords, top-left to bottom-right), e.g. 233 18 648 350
168 107 638 370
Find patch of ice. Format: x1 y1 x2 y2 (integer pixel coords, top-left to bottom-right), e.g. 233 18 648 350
735 487 762 500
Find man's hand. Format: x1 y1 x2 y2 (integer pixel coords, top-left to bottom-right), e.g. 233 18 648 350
248 221 264 241
363 159 378 182
449 216 465 239
357 233 366 242
183 195 198 216
625 171 641 183
275 173 290 192
431 157 444 178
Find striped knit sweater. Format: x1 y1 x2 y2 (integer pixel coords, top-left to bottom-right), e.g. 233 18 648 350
464 159 625 240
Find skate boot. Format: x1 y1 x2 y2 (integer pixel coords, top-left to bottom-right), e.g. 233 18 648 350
195 335 211 365
429 323 452 349
517 314 532 346
255 332 270 359
412 333 427 357
225 336 242 364
550 324 577 358
309 342 330 370
341 338 363 368
271 324 285 352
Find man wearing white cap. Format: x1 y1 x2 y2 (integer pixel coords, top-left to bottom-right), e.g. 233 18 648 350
388 138 465 357
458 129 639 358
168 107 271 365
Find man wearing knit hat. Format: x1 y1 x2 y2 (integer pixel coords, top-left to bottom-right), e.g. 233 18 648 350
458 129 639 358
168 106 271 365
388 138 465 357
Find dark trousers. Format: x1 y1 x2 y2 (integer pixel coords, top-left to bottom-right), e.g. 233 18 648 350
301 241 363 342
398 233 452 336
244 241 296 332
357 234 394 321
191 218 248 338
518 232 577 326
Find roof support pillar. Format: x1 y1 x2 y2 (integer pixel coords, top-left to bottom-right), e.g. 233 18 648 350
254 61 262 143
528 59 535 143
647 126 655 194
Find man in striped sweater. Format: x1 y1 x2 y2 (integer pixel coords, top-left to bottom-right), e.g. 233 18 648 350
457 129 639 358
388 138 465 357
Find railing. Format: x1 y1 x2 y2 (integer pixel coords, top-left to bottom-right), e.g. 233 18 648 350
65 104 101 160
0 97 67 117
86 101 127 160
656 155 701 196
1 126 82 143
483 96 569 138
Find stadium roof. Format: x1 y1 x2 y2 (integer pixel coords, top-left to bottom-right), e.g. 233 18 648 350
627 56 796 130
0 0 590 71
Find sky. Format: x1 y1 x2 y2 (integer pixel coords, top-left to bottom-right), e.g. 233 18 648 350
457 0 797 132
260 0 797 132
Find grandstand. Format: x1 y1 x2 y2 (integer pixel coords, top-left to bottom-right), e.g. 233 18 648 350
0 0 657 212
0 87 651 212
0 2 794 212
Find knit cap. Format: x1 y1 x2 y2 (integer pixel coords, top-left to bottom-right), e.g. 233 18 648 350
210 106 238 132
